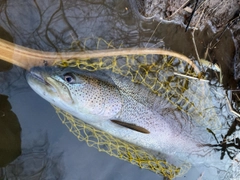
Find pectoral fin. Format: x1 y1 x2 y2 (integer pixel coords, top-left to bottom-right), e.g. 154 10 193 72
111 120 150 134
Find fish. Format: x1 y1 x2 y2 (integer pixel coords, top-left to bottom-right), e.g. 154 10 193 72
26 66 224 166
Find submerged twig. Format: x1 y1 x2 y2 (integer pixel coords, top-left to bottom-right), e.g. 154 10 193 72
207 128 219 143
209 10 240 49
145 20 162 48
207 118 240 160
191 5 206 63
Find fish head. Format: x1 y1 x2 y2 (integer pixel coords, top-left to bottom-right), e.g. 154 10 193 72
26 66 122 122
26 66 77 110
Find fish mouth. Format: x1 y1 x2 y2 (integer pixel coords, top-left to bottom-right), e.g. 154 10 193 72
27 67 52 87
29 70 51 86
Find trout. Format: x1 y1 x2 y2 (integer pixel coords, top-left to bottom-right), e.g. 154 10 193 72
26 66 219 166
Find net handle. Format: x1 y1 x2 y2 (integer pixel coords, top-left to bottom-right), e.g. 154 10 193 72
0 38 200 74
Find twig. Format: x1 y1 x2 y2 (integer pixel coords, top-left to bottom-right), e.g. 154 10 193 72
167 0 190 19
226 91 240 117
191 5 206 63
145 20 162 48
191 31 200 63
185 0 199 32
173 72 209 82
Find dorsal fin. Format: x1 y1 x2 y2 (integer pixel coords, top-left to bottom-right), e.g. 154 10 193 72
111 120 150 134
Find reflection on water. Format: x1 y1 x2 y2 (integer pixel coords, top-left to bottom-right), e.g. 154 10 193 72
0 0 238 179
2 133 64 180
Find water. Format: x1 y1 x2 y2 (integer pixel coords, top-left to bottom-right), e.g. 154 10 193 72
0 0 238 179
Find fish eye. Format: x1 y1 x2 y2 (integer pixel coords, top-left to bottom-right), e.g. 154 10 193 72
63 73 75 83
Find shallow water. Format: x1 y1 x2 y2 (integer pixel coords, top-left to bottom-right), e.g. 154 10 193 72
0 0 238 179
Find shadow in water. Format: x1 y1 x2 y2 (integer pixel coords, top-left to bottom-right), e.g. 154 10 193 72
0 94 21 168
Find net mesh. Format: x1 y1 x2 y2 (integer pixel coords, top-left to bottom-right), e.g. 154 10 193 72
52 38 226 179
54 105 191 179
